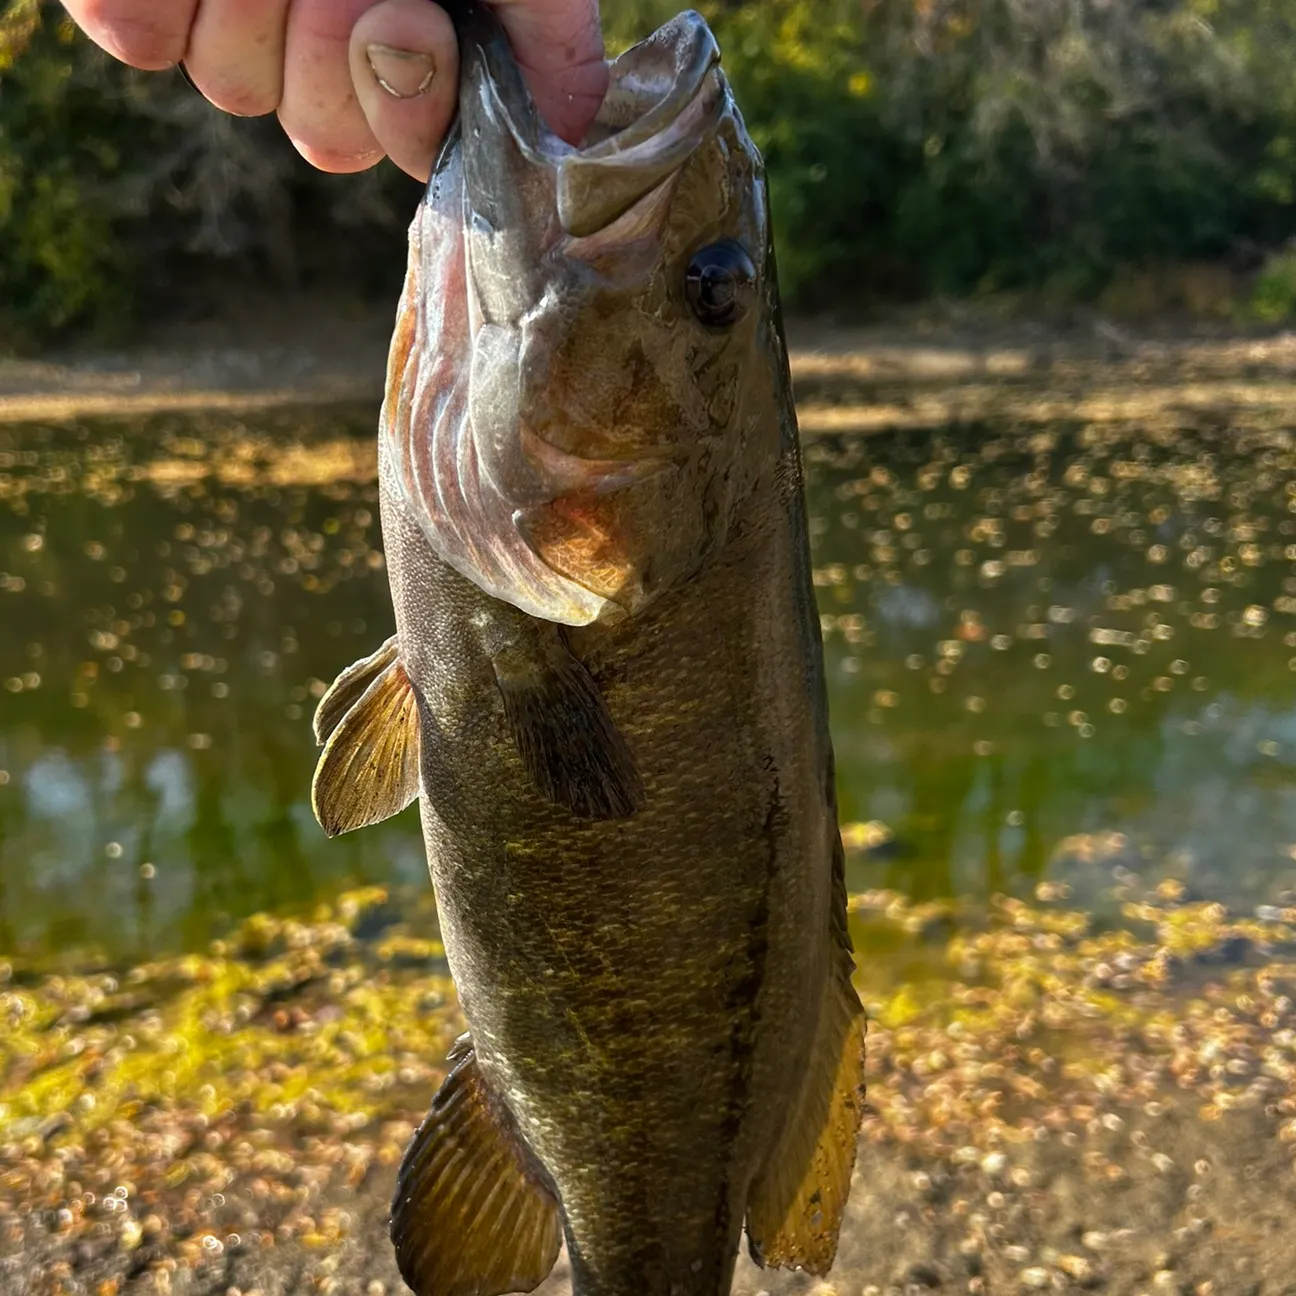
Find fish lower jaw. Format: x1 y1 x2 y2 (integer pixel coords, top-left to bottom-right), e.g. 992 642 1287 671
520 423 674 496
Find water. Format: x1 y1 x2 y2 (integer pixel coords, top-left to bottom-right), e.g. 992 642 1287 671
3 409 1296 965
813 421 1296 914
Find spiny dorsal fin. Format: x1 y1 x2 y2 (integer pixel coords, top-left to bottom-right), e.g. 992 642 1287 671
746 833 867 1275
492 632 644 820
311 649 420 837
392 1035 562 1296
313 636 400 746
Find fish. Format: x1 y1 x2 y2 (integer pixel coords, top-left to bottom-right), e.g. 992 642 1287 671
310 4 867 1294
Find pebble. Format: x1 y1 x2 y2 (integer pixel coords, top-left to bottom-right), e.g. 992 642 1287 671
1057 1255 1092 1280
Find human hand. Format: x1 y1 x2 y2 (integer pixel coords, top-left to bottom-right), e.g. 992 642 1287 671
61 0 608 181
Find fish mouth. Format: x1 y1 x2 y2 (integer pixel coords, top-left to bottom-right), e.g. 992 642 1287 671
425 6 729 623
519 422 672 496
456 7 726 242
452 7 722 493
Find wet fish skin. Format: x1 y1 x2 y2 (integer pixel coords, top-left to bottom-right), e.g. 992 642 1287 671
312 7 866 1295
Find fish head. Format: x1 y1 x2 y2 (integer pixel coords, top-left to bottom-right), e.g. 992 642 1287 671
389 7 783 625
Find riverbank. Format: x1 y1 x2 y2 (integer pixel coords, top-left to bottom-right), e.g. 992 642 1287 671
7 297 1296 434
6 298 1296 1294
4 875 1296 1295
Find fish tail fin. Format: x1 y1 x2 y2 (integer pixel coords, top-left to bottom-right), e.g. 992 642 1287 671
392 1035 563 1296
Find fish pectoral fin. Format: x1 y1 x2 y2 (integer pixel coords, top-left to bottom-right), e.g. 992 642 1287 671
392 1035 563 1296
492 631 645 820
313 636 400 745
745 957 867 1276
311 647 420 837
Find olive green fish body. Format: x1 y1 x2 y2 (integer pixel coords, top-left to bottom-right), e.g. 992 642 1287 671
312 8 866 1294
380 411 836 1293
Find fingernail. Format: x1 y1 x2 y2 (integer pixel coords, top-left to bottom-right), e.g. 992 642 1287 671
366 44 436 99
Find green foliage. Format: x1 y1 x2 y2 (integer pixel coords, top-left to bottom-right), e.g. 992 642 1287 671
0 0 418 347
0 3 128 340
6 0 1296 340
1249 247 1296 320
627 0 1296 306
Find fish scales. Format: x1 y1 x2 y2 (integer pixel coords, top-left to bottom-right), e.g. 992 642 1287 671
312 5 867 1295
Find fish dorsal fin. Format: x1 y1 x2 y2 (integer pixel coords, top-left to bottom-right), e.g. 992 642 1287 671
313 636 400 746
745 854 867 1275
392 1035 563 1296
311 646 420 837
492 630 644 820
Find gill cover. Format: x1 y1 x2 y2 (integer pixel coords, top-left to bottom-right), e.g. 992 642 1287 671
381 5 735 626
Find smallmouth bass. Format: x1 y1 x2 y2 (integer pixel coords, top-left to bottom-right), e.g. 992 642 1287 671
311 6 866 1294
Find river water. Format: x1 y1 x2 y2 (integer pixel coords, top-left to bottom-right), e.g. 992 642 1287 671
2 408 1295 964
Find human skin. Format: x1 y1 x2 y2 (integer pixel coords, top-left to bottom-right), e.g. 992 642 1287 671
59 0 608 180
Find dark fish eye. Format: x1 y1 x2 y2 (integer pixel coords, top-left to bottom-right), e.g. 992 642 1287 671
684 240 757 328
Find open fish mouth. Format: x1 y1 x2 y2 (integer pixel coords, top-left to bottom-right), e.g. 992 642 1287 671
457 6 727 246
436 6 733 525
384 7 748 628
548 19 726 239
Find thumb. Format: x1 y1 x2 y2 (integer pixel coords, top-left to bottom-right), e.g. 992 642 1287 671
490 0 608 144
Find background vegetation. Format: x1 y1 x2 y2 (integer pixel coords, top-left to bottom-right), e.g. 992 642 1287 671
4 0 1296 343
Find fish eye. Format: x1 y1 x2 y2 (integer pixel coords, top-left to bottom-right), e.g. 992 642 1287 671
684 240 757 328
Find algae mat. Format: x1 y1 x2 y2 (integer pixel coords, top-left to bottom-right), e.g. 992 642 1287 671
2 885 1296 1294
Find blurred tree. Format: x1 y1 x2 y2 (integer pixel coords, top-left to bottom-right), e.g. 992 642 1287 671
5 0 1296 342
635 0 1296 304
0 0 418 346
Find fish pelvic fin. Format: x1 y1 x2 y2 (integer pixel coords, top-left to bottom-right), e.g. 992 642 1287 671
492 629 645 820
745 844 867 1275
311 642 420 837
392 1034 563 1296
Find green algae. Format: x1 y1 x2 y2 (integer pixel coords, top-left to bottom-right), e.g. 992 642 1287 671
2 878 1293 1175
1 879 1295 1294
0 887 459 1149
851 885 1296 1163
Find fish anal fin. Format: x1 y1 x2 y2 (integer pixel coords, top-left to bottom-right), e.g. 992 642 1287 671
311 651 420 837
745 965 867 1276
492 633 645 820
313 636 401 746
392 1036 562 1296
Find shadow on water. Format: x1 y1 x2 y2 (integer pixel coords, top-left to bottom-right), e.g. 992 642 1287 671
3 410 1296 962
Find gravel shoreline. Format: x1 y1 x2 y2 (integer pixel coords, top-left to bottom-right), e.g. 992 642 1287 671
4 880 1296 1295
7 304 1296 433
